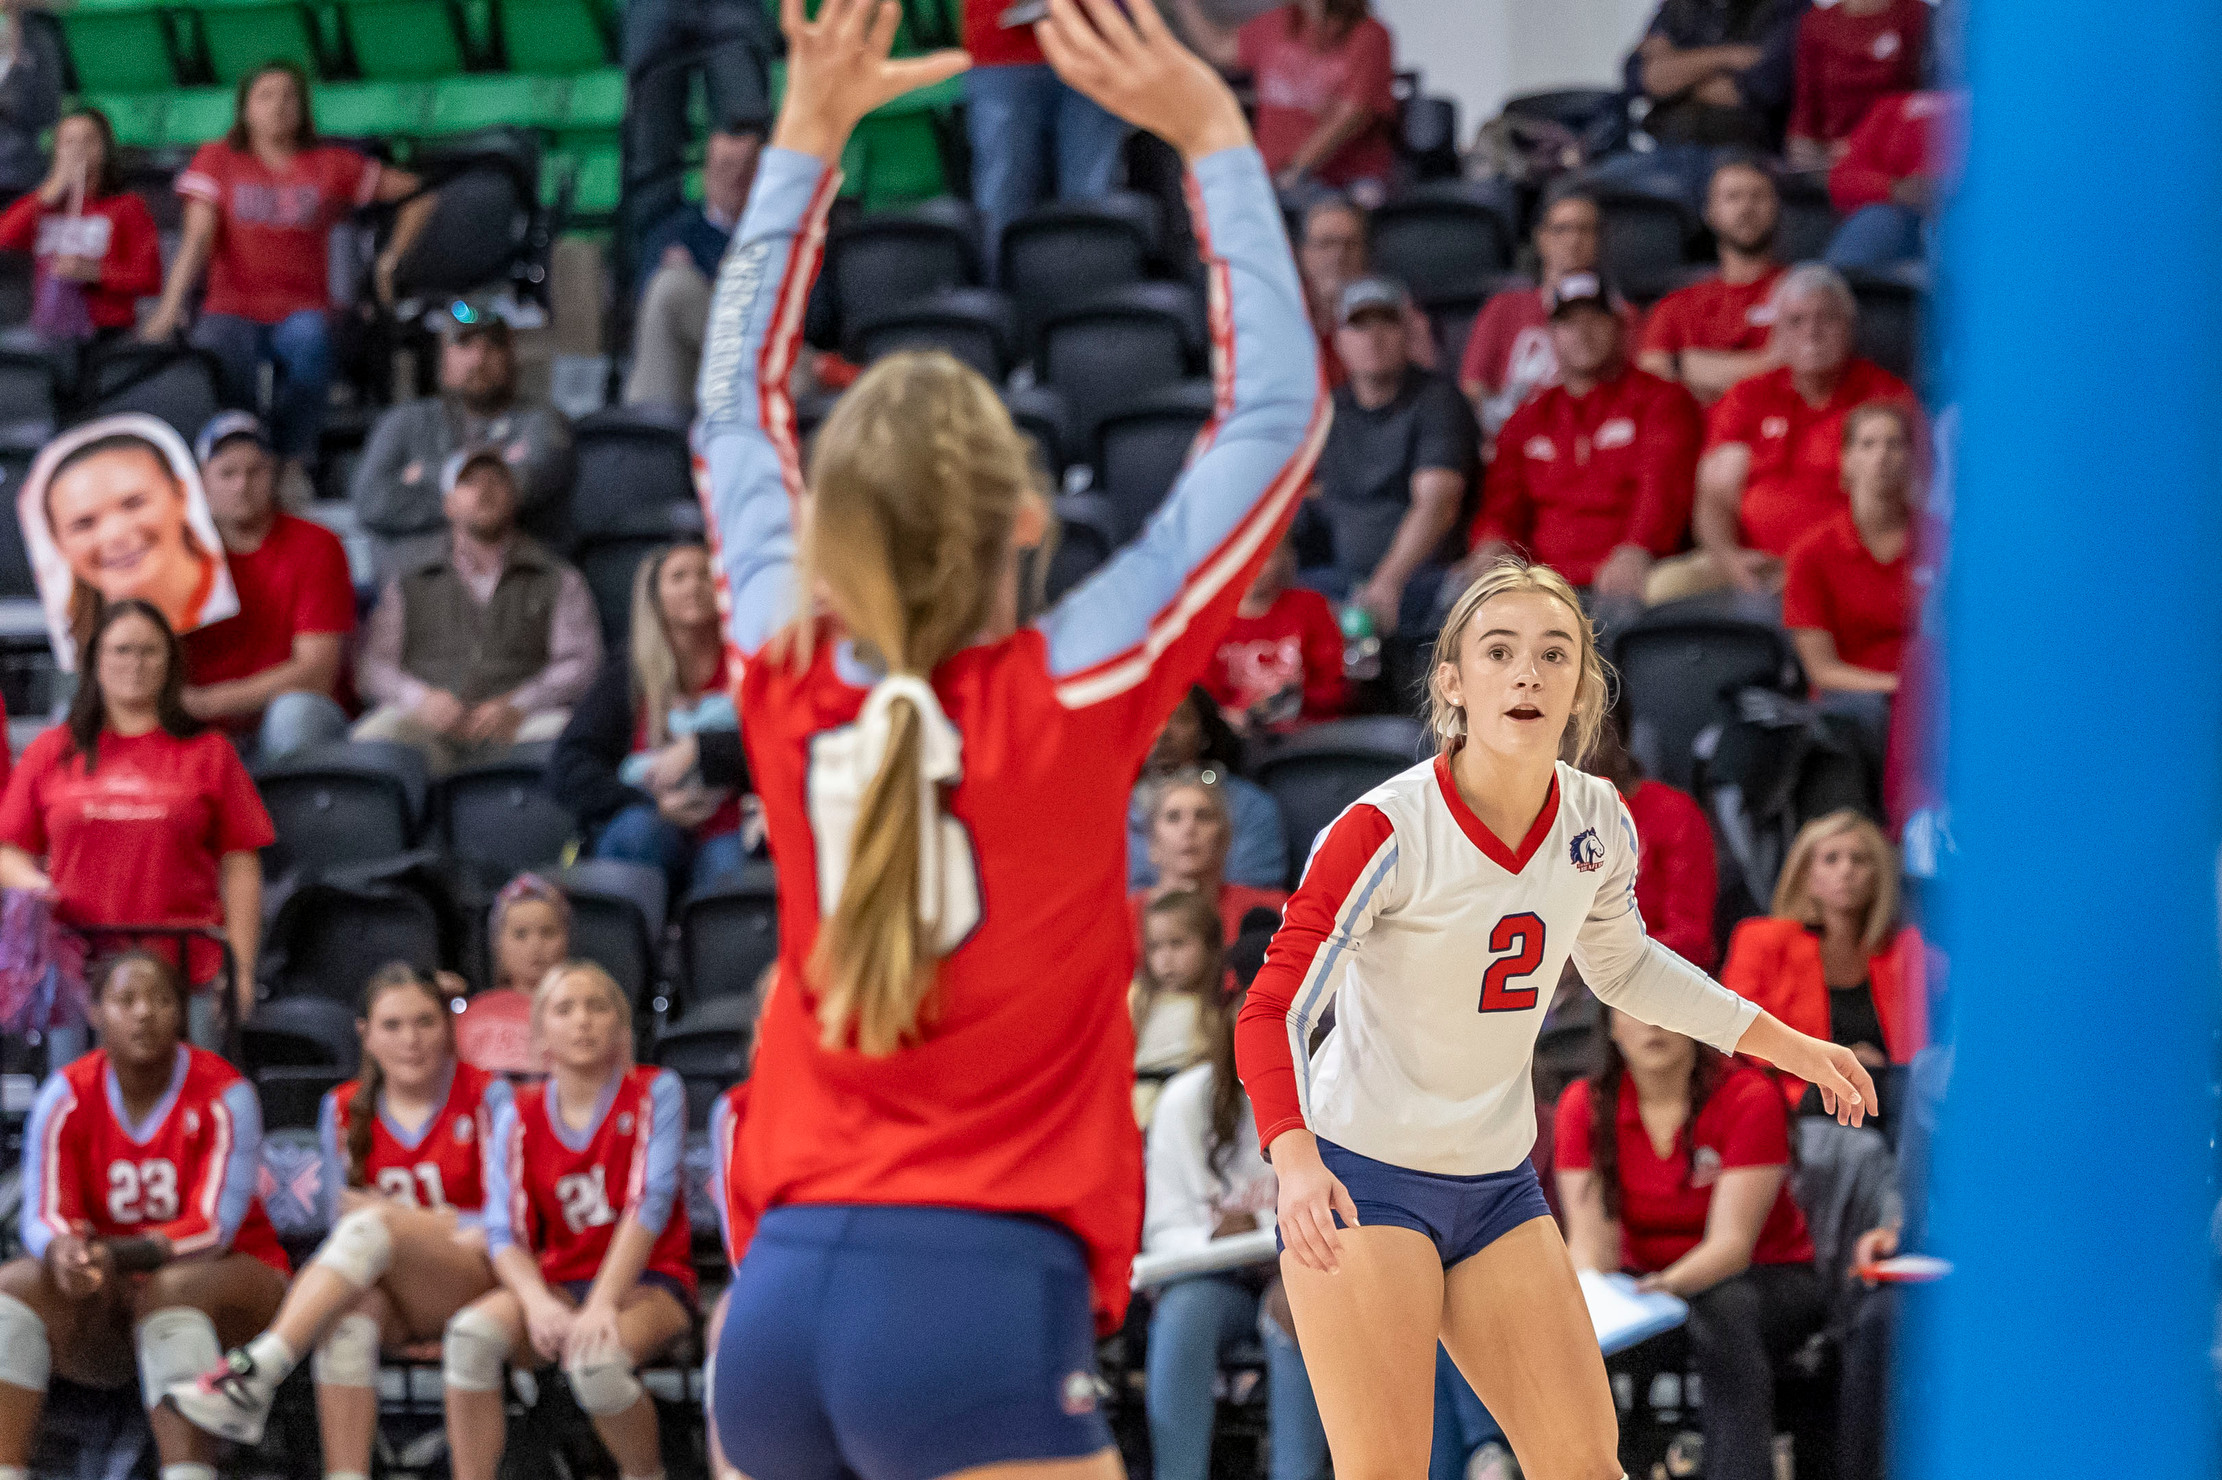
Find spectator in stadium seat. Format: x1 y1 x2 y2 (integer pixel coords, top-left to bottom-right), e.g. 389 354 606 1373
1132 770 1289 950
1170 0 1398 205
0 107 160 344
1783 401 1913 710
1784 0 1928 172
960 0 1129 273
1637 158 1785 404
1132 890 1223 1106
1649 264 1909 607
1825 89 1963 272
1309 278 1478 635
1459 188 1635 437
1294 195 1434 389
0 3 60 204
548 542 749 901
1203 535 1349 736
623 128 763 419
1720 809 1925 1108
1458 273 1702 630
1583 697 1718 970
1144 973 1330 1480
146 64 435 491
0 601 273 1031
490 874 569 996
352 309 574 575
619 0 772 259
1130 688 1287 893
1557 1007 1825 1480
179 412 354 762
1593 0 1804 209
353 448 600 774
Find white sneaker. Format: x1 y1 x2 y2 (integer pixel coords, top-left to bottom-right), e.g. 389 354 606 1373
166 1350 275 1444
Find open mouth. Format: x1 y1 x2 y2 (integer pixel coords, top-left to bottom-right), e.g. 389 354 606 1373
1505 704 1544 722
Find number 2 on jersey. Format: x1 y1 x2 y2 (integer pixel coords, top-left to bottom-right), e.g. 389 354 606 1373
1478 913 1546 1013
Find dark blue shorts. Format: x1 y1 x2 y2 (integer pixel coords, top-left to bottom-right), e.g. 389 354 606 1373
711 1205 1113 1480
1288 1139 1552 1268
557 1271 696 1313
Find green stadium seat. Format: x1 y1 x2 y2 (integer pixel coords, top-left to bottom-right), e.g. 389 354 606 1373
82 93 171 149
566 143 620 219
428 73 567 134
197 0 324 84
561 66 624 130
494 0 608 76
164 88 239 147
335 0 467 78
58 1 177 95
313 80 433 137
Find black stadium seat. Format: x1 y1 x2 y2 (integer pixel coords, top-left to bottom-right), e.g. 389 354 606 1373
846 287 1020 384
1368 185 1516 307
1610 613 1804 790
0 348 60 446
1253 717 1430 885
677 865 779 1018
576 535 666 647
1000 192 1161 343
1092 379 1217 545
824 197 982 343
1846 266 1924 384
1003 384 1072 475
263 880 444 1006
558 860 668 1011
240 996 362 1075
1044 493 1117 602
256 1065 348 1131
1589 189 1706 302
653 996 754 1130
433 744 578 885
569 413 700 544
254 742 427 880
72 342 223 441
1775 174 1840 265
1039 288 1198 451
0 448 38 600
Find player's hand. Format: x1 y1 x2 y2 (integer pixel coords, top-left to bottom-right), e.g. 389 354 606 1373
771 0 970 165
48 1228 103 1298
1037 0 1250 165
564 1299 623 1366
1269 1128 1359 1275
1852 1225 1899 1280
524 1292 576 1362
1790 1035 1878 1127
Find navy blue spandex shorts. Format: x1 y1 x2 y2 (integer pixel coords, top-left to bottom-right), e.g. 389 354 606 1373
711 1205 1113 1480
1282 1139 1553 1267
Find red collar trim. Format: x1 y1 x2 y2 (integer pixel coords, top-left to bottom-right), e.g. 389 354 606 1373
1433 752 1561 874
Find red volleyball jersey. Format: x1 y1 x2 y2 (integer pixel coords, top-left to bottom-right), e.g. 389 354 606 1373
320 1061 510 1215
708 1081 758 1270
24 1046 288 1273
485 1066 694 1297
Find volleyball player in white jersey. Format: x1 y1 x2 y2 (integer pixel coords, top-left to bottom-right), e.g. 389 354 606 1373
1234 559 1877 1480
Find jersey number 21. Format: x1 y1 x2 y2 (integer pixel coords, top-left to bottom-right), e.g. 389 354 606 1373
1478 913 1545 1013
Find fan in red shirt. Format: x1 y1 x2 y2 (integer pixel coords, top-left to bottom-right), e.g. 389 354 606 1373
1458 189 1637 438
1637 159 1785 405
1823 88 1965 273
0 602 274 1024
1584 699 1718 970
1462 273 1701 620
1203 536 1349 732
178 412 355 761
1782 400 1915 695
1784 0 1929 170
0 108 161 340
0 952 287 1480
1171 0 1395 196
1555 1010 1820 1480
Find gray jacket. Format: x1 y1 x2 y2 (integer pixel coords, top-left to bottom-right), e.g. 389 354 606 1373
350 393 574 541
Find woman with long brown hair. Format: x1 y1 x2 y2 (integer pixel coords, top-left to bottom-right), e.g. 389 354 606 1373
0 107 162 344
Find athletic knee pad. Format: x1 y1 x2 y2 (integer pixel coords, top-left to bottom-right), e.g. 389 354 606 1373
563 1353 643 1416
0 1293 50 1392
136 1307 221 1411
310 1208 395 1290
311 1313 382 1389
442 1307 511 1393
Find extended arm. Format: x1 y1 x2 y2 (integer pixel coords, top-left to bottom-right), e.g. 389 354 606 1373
1555 1166 1623 1274
1789 628 1899 695
144 198 216 342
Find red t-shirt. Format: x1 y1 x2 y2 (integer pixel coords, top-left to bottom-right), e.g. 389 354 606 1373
1782 507 1910 676
177 142 380 323
1237 10 1397 187
1474 364 1702 585
1459 287 1642 423
179 513 355 723
1829 90 1963 213
1639 267 1785 364
1554 1065 1814 1274
0 726 275 982
1704 359 1911 556
1621 778 1717 970
1130 883 1289 953
1789 0 1929 144
0 191 163 331
1202 587 1349 726
962 0 1044 69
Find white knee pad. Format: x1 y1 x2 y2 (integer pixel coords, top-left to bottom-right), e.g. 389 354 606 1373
0 1293 50 1392
563 1353 643 1416
310 1207 395 1290
136 1307 221 1410
442 1307 512 1393
311 1312 382 1389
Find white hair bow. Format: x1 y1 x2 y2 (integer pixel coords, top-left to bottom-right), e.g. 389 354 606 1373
850 673 967 937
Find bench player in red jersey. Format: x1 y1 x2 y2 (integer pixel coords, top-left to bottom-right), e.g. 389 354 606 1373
170 963 514 1472
0 952 288 1480
693 1 1326 1476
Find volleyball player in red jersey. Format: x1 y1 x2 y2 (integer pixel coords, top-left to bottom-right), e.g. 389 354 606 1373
444 962 693 1480
0 952 287 1480
696 1 1324 1475
170 964 513 1471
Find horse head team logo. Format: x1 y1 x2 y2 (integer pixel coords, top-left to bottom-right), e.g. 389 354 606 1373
1569 827 1605 873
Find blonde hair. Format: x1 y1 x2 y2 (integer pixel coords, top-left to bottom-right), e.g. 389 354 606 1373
528 959 634 1065
1132 889 1226 1037
1771 809 1898 956
796 350 1041 1055
1426 558 1611 765
1147 766 1231 833
628 542 710 748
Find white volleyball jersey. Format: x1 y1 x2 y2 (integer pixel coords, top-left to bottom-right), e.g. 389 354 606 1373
1235 754 1759 1176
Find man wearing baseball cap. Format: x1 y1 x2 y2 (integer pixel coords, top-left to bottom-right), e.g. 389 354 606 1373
178 411 357 759
350 303 574 575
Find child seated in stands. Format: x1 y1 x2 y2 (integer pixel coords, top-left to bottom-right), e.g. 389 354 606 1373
1132 892 1228 1124
445 962 693 1480
0 952 289 1480
456 874 572 1076
172 964 510 1458
1202 536 1350 736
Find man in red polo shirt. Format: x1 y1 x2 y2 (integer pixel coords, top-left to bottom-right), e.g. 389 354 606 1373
1651 265 1909 605
1638 158 1786 404
1461 273 1701 628
1458 186 1636 438
179 412 356 760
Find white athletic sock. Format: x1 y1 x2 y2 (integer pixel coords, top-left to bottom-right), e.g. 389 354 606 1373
161 1464 218 1480
1 1462 31 1480
244 1332 299 1389
327 1469 370 1480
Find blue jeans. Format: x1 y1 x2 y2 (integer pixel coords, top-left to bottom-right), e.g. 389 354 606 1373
1145 1276 1329 1480
1429 1346 1506 1480
595 801 747 898
1581 143 1737 212
622 0 772 250
1825 203 1927 273
964 63 1128 276
190 309 334 462
254 691 351 762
